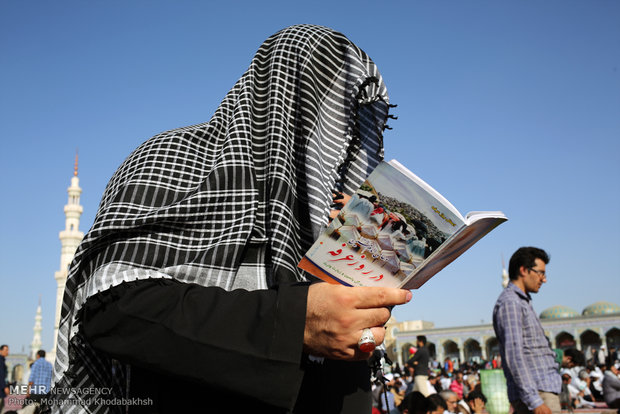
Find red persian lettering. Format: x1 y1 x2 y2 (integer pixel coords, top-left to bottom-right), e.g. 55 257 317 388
329 255 355 262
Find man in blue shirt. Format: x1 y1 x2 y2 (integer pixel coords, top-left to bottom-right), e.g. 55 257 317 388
493 247 561 414
28 349 53 402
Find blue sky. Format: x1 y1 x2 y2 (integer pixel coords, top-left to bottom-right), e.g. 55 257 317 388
1 1 619 354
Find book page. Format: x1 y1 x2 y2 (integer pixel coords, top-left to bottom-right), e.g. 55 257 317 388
388 160 464 223
400 215 507 289
300 161 467 288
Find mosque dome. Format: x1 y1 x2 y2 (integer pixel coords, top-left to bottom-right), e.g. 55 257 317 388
539 305 579 320
582 301 620 316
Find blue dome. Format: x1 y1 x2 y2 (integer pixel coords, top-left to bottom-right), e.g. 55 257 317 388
540 305 579 320
582 301 620 316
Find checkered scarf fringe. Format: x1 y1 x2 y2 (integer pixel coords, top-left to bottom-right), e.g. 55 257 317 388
50 24 392 413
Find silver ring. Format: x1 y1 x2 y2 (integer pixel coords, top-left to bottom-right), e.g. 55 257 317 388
358 328 376 352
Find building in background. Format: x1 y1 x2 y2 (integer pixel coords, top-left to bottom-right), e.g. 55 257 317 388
5 304 44 385
50 154 84 361
29 297 42 360
386 301 620 368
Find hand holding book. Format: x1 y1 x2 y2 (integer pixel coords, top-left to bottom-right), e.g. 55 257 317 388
300 160 507 290
303 283 412 359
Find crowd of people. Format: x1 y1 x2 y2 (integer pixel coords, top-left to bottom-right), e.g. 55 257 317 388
559 347 620 411
369 340 620 414
371 347 489 414
2 340 619 414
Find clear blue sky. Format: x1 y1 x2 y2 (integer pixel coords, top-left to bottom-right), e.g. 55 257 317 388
1 1 619 354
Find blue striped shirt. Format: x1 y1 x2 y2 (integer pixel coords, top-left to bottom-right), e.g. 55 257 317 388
28 357 53 394
493 282 561 410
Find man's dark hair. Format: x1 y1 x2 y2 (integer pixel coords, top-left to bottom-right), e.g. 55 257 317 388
398 392 414 413
427 393 448 411
417 335 427 345
564 348 585 366
37 350 46 358
0 344 7 351
406 391 428 414
465 390 487 403
401 391 428 414
508 247 549 280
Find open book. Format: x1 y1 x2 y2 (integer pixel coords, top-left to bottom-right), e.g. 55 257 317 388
298 160 507 290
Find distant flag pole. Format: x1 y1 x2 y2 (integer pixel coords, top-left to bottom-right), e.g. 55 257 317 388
501 254 509 288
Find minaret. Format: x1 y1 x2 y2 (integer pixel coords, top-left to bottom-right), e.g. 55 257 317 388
501 255 509 288
30 296 43 360
51 152 84 357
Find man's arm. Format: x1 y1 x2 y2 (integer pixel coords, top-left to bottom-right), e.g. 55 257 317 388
410 351 420 365
1 362 7 398
495 301 545 411
83 279 308 409
26 361 38 397
0 361 6 388
603 373 620 395
83 278 411 408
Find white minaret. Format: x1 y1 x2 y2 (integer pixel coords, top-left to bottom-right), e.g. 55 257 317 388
30 296 43 360
51 153 84 358
501 255 509 288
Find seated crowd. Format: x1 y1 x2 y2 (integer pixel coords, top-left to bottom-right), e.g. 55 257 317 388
372 346 620 414
372 361 488 414
559 348 620 411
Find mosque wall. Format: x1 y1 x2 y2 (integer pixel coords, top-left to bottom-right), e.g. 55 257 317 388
389 310 620 367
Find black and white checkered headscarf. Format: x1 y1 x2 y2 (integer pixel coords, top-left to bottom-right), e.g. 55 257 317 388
52 24 391 413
